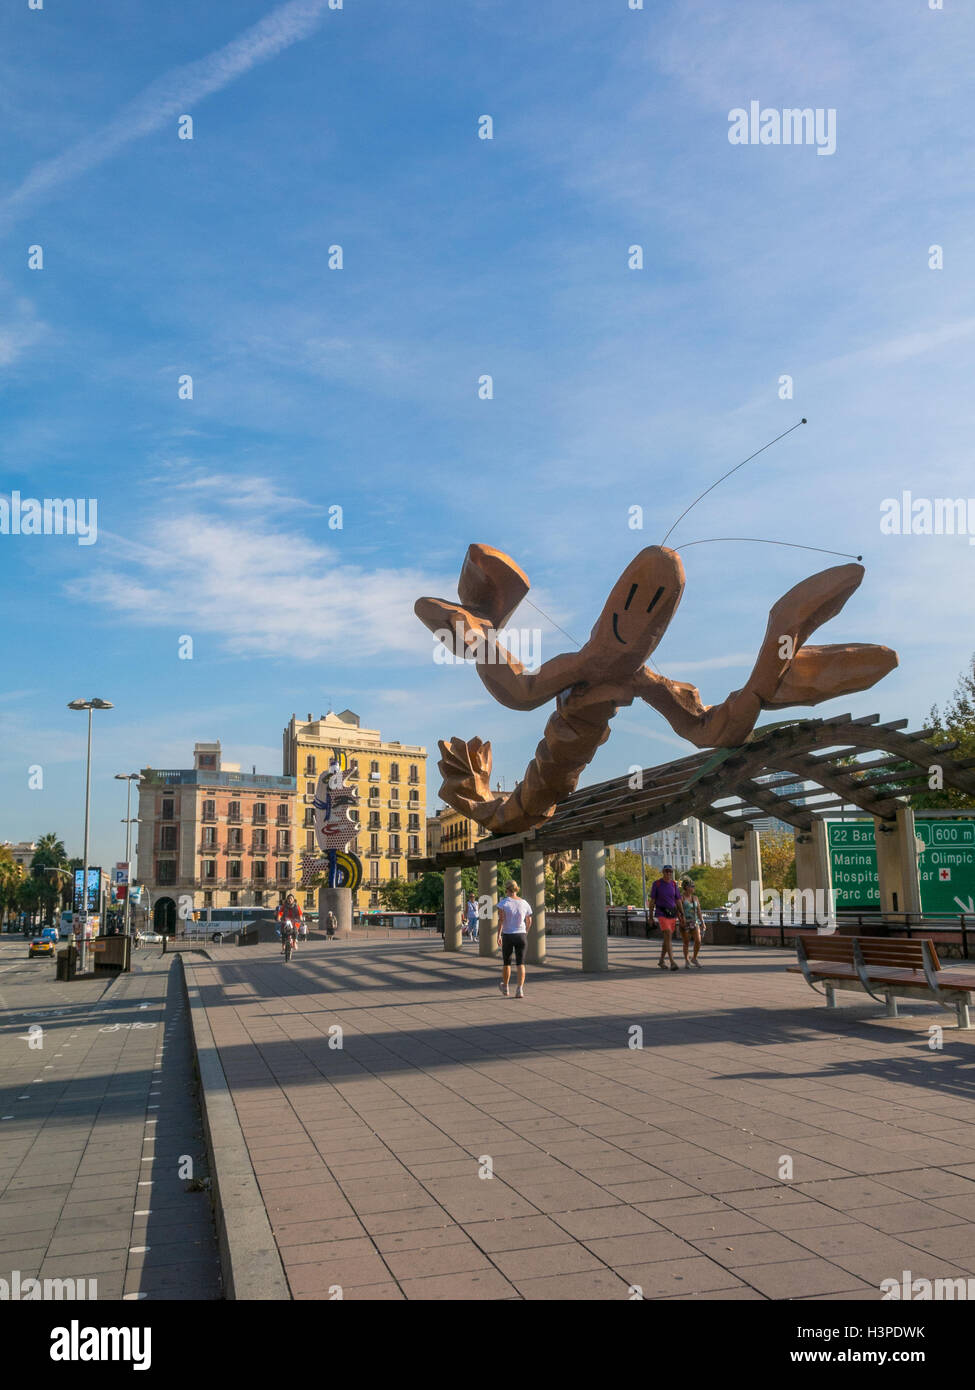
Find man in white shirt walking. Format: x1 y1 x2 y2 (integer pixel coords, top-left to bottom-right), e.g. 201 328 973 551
496 880 532 999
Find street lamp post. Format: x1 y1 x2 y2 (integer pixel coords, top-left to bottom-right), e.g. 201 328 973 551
115 772 142 938
68 698 113 973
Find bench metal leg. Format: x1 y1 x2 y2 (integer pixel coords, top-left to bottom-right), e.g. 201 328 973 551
956 1000 973 1031
825 984 836 1009
884 992 898 1018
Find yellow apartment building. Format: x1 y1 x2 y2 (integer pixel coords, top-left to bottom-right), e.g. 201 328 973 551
282 710 427 911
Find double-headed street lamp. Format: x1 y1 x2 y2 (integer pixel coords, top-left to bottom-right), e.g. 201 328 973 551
68 698 113 971
115 772 142 937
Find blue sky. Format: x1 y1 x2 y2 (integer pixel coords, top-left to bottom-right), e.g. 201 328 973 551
1 0 974 869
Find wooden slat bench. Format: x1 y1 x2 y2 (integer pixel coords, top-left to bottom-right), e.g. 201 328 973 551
788 934 975 1030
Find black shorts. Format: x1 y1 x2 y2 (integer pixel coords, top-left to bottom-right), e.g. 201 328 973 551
501 933 526 966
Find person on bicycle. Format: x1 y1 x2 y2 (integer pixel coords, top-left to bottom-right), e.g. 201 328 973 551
277 893 303 953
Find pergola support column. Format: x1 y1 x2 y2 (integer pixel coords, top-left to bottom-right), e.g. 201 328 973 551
477 859 498 957
874 806 922 917
793 820 833 925
730 827 762 920
580 839 608 972
443 866 463 952
524 848 546 964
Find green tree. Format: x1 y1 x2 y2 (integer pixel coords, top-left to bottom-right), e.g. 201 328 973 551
0 847 24 928
911 653 975 810
760 830 796 891
376 879 414 910
31 834 70 925
606 848 646 908
685 858 732 909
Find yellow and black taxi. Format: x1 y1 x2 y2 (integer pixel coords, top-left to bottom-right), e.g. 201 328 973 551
28 927 59 958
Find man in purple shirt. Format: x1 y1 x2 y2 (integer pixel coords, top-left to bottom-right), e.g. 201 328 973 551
650 865 685 972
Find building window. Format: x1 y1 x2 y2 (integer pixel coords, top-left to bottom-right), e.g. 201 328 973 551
160 825 178 850
276 861 290 881
369 813 381 830
390 763 400 783
409 764 419 783
370 833 380 854
253 802 266 823
348 760 359 778
277 830 290 851
370 861 380 883
369 761 380 780
254 862 267 881
203 890 213 907
304 808 314 827
229 828 242 850
157 861 176 885
306 831 315 850
202 826 217 848
254 890 263 906
253 828 267 850
162 798 175 821
201 799 214 821
229 890 238 906
305 755 317 776
408 814 420 830
389 813 400 829
304 892 314 908
389 835 400 854
276 803 288 823
229 861 242 881
408 836 419 855
202 859 216 880
306 781 315 797
390 862 400 879
228 800 241 822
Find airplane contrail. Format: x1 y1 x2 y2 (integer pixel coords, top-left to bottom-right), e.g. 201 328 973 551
0 0 334 228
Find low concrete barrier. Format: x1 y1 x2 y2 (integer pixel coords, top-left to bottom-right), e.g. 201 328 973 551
178 956 289 1300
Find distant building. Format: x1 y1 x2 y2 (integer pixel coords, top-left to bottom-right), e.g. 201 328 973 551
751 776 807 835
621 817 709 876
283 710 427 910
426 806 492 857
1 841 37 871
135 742 296 931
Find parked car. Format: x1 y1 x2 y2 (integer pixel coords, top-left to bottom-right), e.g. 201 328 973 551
28 927 59 959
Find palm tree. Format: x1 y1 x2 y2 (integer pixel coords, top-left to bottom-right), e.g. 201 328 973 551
0 848 25 930
31 834 70 926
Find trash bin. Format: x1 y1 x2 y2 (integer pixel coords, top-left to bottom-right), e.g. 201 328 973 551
56 949 71 981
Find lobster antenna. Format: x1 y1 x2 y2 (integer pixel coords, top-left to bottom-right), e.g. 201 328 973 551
679 537 862 561
660 418 807 546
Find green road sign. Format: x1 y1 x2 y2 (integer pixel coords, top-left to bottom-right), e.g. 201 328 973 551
916 819 975 914
827 821 879 909
827 818 975 915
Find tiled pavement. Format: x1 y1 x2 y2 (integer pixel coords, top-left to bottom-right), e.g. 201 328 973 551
186 935 975 1301
0 937 221 1299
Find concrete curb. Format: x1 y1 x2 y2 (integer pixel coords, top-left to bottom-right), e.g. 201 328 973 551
178 955 290 1300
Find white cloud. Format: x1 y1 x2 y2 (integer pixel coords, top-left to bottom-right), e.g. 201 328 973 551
69 513 449 663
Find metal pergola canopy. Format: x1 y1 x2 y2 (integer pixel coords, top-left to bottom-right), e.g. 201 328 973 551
411 713 975 870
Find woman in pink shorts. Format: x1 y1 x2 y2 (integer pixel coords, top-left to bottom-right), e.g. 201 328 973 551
650 865 685 972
